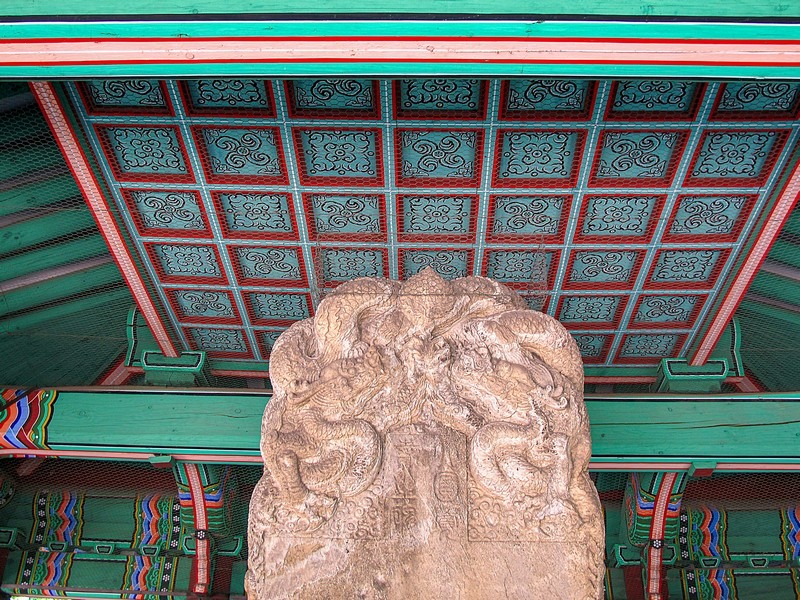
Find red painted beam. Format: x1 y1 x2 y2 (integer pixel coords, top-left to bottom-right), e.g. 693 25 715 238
692 157 800 366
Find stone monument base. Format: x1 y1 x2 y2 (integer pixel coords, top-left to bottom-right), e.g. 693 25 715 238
251 537 599 600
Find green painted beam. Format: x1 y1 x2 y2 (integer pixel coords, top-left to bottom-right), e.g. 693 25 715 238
18 389 800 464
0 286 129 332
763 240 800 270
0 175 80 218
6 62 800 80
0 109 48 147
749 272 800 307
0 143 64 182
1 0 799 18
584 366 656 379
46 389 266 455
0 261 121 317
0 309 130 386
0 234 108 281
0 208 96 255
738 300 800 392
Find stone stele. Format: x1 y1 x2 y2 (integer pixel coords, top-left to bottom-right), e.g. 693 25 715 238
247 268 604 600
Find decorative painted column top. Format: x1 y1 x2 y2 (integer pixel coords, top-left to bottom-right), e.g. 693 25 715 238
247 268 604 599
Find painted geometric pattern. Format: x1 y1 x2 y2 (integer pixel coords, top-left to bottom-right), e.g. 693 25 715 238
66 78 800 367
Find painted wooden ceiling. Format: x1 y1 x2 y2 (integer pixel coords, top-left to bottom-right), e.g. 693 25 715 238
60 78 800 372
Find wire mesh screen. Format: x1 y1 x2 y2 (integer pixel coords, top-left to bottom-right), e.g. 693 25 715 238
0 457 260 599
0 82 134 388
596 471 800 599
2 463 799 599
41 78 800 379
3 78 800 387
735 196 800 391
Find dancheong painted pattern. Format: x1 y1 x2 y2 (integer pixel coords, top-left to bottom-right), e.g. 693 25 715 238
60 79 800 369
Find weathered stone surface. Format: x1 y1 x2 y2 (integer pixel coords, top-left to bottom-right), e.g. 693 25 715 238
247 269 604 600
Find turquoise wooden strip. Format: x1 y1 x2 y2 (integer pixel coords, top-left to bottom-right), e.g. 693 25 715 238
1 0 799 18
4 64 800 79
40 391 800 462
2 20 800 40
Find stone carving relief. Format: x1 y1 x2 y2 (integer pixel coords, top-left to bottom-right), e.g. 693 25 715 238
247 268 604 599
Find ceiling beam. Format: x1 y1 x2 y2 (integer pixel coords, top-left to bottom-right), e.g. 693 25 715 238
744 291 800 315
0 254 112 293
30 81 180 358
691 150 800 366
759 259 800 283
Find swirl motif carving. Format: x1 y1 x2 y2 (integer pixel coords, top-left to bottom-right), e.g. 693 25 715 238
402 79 479 108
108 128 186 173
614 80 692 109
597 132 676 178
203 129 281 176
401 131 475 178
584 196 655 235
295 80 373 108
322 250 382 280
493 196 563 234
192 79 268 106
404 251 468 278
405 196 469 233
653 250 719 282
191 328 246 352
570 251 635 283
176 291 233 317
621 334 678 357
237 248 300 280
250 293 308 320
311 195 380 234
636 295 697 322
156 245 219 277
719 82 800 111
247 269 603 599
488 251 549 282
304 130 376 176
132 191 203 229
507 80 584 110
561 296 618 322
571 334 605 358
693 132 775 178
671 196 747 235
223 194 291 232
500 131 570 178
88 80 164 106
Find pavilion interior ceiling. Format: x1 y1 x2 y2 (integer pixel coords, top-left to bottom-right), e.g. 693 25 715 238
3 78 800 386
2 76 800 599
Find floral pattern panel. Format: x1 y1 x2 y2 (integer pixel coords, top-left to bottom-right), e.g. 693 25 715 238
65 77 800 366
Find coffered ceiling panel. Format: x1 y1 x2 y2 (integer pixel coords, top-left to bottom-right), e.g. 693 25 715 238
63 79 800 369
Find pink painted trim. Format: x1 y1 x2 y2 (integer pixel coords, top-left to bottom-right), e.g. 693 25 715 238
590 462 692 471
210 369 270 379
717 462 800 470
174 454 263 463
97 357 133 386
692 158 800 365
736 375 765 393
186 463 211 595
646 472 677 600
0 448 155 460
30 82 179 358
585 376 656 384
4 38 800 67
0 448 264 462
